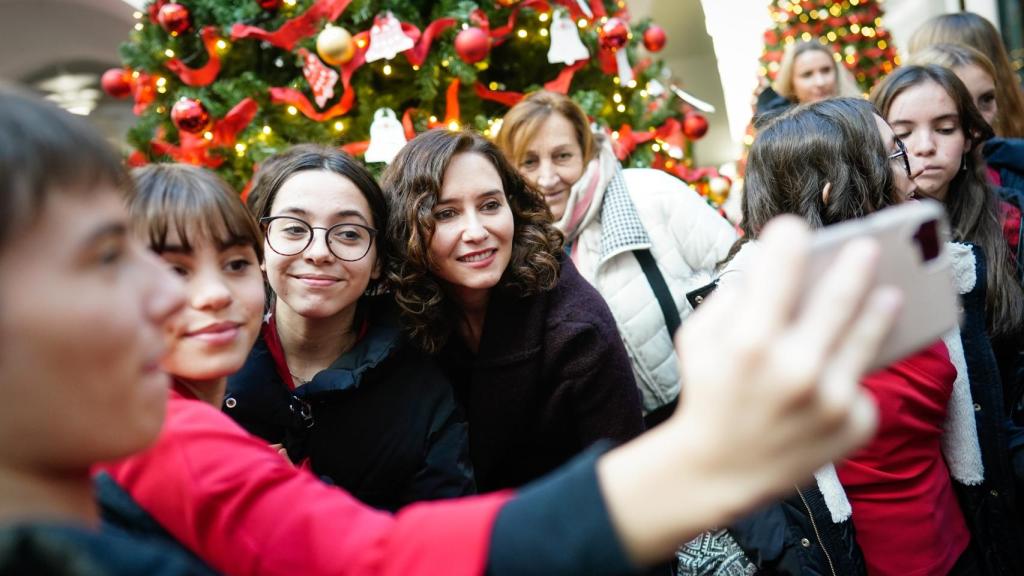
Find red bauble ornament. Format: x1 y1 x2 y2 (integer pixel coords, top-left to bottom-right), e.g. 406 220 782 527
147 0 168 23
598 17 630 51
643 25 666 52
158 2 191 36
454 27 490 64
258 0 282 9
683 111 709 140
170 98 210 134
101 68 132 99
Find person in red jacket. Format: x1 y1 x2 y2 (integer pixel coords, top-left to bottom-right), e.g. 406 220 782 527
2 88 899 576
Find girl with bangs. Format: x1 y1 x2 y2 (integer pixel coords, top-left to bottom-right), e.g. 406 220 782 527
382 129 645 493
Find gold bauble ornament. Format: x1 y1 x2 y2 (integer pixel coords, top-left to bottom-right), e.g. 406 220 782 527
317 25 355 66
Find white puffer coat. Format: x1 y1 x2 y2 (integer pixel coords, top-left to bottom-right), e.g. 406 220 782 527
569 167 737 413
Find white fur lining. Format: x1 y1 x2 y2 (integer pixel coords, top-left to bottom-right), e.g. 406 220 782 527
814 465 853 523
940 243 985 485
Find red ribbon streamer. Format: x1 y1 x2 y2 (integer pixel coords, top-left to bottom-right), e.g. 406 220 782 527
131 72 156 115
474 82 524 107
270 87 352 121
403 17 457 67
544 60 587 94
165 27 222 86
486 0 550 43
269 29 370 121
340 140 370 157
230 0 353 51
444 78 461 125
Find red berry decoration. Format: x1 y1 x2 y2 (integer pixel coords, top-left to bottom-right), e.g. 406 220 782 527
170 98 210 134
454 27 490 64
158 2 191 37
258 0 282 9
101 68 132 99
683 111 709 140
642 25 666 52
598 17 630 51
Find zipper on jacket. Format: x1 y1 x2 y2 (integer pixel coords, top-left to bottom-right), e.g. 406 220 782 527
795 485 838 576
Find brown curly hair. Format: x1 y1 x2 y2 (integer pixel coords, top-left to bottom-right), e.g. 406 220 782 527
381 129 563 353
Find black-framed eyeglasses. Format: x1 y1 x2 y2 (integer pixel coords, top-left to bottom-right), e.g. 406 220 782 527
888 138 911 179
260 216 376 262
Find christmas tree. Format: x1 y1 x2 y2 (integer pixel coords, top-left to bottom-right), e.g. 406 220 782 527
103 0 725 203
759 0 899 93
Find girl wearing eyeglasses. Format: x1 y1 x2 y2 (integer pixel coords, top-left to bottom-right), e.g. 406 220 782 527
872 67 1024 448
222 144 475 511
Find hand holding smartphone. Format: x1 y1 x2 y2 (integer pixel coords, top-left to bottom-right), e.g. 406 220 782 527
805 200 958 370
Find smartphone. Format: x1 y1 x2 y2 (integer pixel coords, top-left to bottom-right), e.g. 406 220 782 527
806 199 958 370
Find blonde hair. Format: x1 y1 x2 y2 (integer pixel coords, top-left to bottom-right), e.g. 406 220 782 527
495 90 595 168
908 12 1024 138
773 40 861 101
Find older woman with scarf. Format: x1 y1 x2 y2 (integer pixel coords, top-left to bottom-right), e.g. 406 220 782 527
496 90 737 425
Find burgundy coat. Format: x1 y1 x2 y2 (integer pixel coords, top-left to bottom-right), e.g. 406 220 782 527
439 258 645 492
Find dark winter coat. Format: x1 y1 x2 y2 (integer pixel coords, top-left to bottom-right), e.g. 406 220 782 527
438 258 645 493
224 296 475 512
985 137 1024 199
955 245 1024 576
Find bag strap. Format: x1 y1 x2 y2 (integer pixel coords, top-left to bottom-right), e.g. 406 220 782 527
634 249 681 336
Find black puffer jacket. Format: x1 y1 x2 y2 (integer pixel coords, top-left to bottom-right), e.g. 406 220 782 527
224 296 475 512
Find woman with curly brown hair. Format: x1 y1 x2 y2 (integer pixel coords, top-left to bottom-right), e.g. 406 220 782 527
381 129 644 492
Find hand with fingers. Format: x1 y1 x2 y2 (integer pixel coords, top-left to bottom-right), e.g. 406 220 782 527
595 216 901 567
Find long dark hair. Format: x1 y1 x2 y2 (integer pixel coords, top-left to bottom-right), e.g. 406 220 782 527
381 129 563 352
872 64 1023 337
742 97 898 237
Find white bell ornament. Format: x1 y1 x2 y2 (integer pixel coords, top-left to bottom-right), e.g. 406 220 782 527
364 108 407 164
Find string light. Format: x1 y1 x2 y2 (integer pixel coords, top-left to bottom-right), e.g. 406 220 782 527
517 29 527 38
235 143 247 156
164 49 175 58
262 125 272 135
539 12 550 22
287 106 298 116
616 104 626 113
333 121 344 131
216 39 228 51
203 131 214 141
539 29 548 37
133 11 143 19
134 23 144 31
447 120 460 131
429 115 438 123
612 92 622 103
577 18 588 28
383 64 392 75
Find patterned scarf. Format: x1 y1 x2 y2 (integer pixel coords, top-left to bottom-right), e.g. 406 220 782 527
555 135 619 243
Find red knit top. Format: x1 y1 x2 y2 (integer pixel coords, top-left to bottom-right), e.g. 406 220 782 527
836 341 971 576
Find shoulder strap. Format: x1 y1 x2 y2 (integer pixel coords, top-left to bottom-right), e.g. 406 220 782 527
634 249 681 336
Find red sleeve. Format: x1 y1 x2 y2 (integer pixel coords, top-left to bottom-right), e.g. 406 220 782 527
101 393 510 576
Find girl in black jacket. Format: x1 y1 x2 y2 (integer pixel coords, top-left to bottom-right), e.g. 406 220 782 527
223 144 475 511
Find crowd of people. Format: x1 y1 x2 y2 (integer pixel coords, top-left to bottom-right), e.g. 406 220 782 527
0 9 1022 576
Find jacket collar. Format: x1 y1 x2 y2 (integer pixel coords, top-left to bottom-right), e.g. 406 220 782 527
262 298 403 396
596 167 651 264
